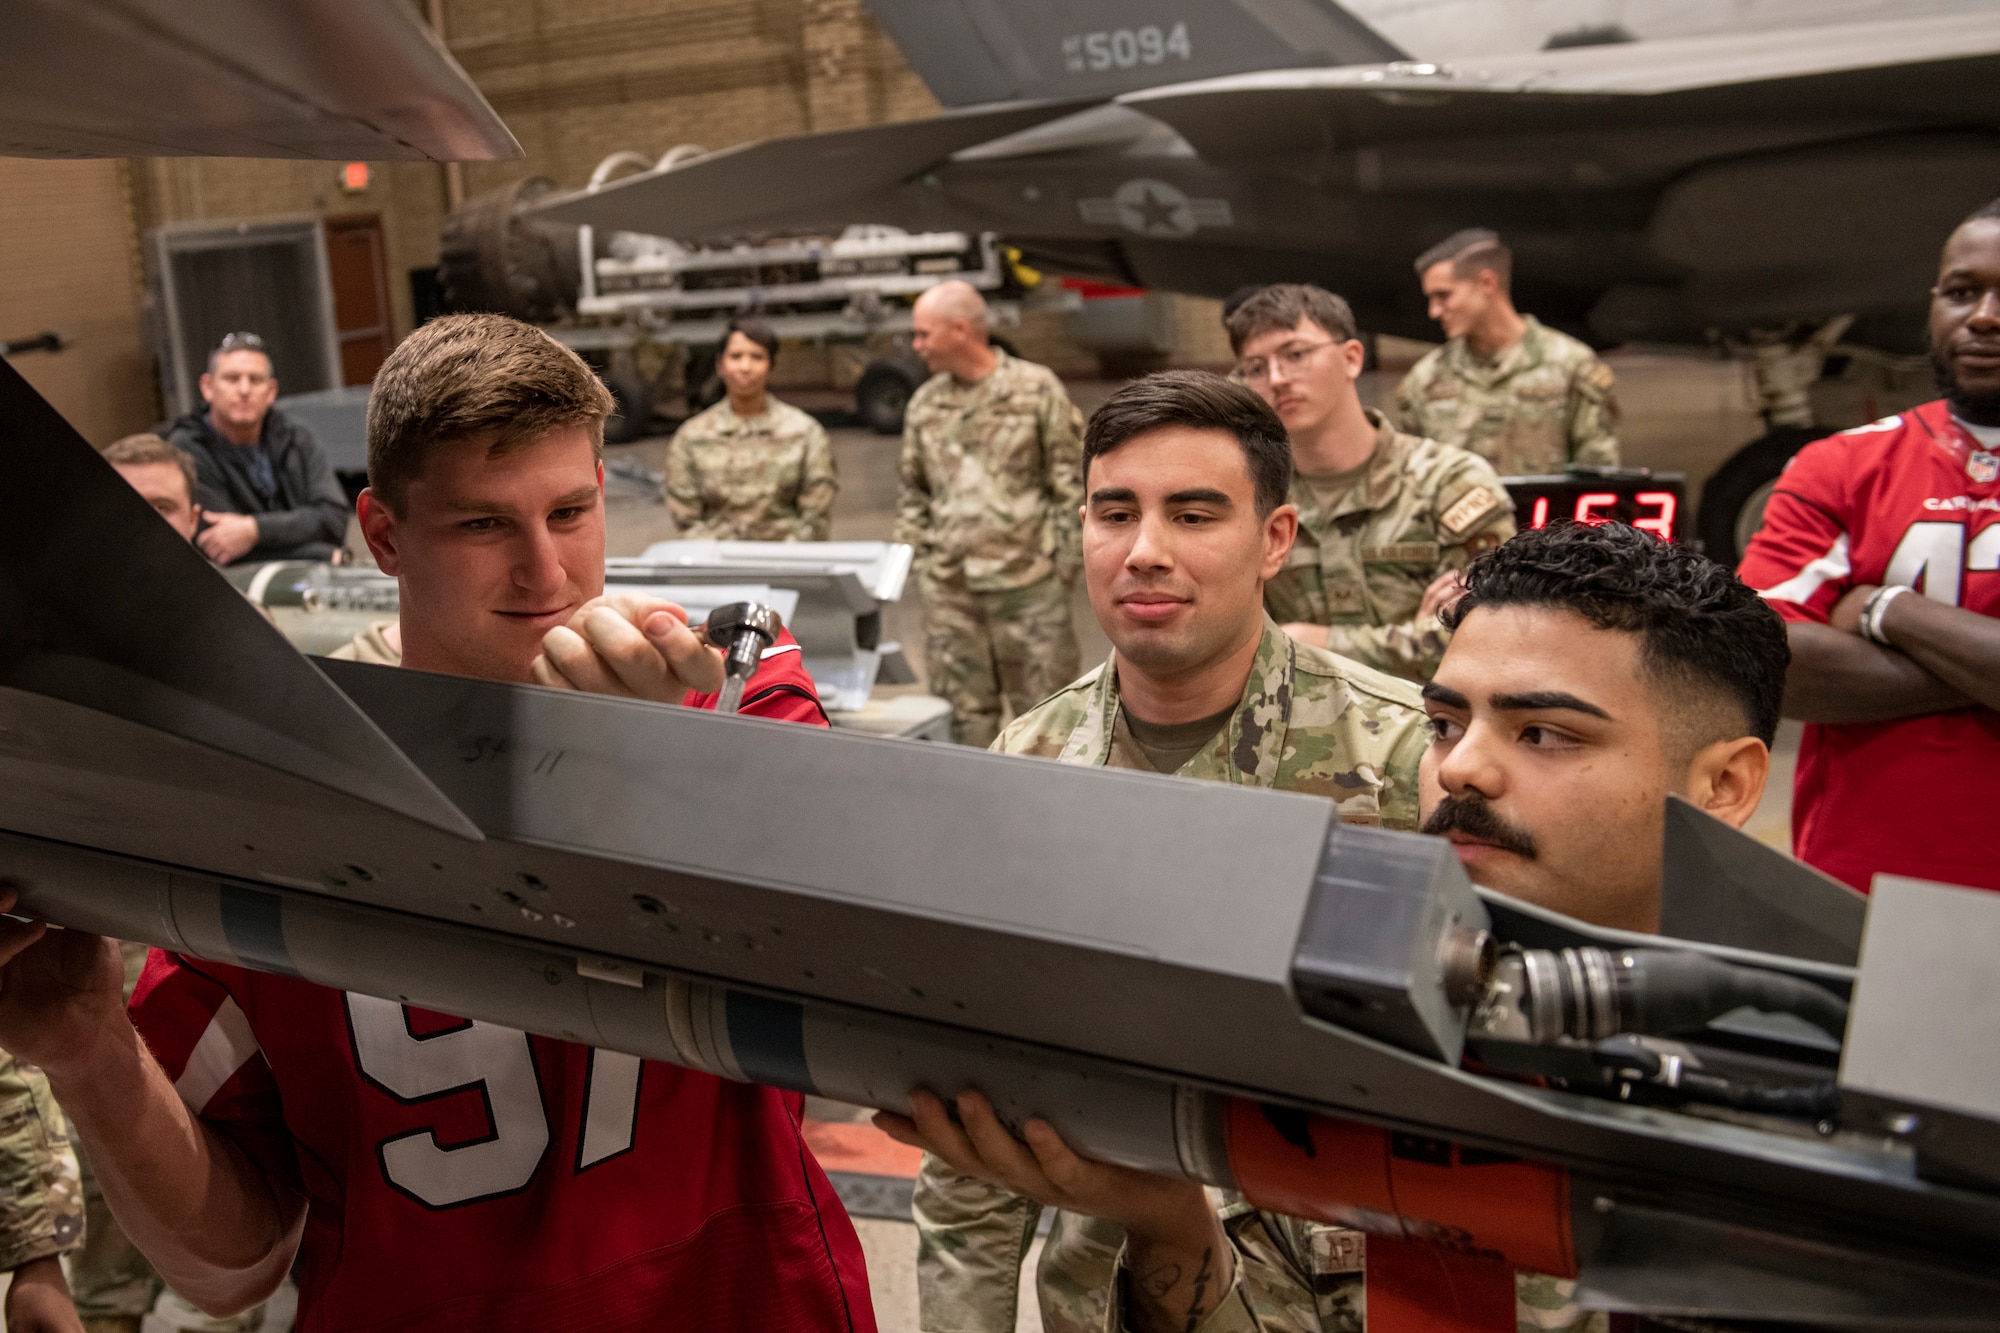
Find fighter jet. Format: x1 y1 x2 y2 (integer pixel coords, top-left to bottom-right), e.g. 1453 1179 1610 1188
531 0 2000 556
536 0 1997 357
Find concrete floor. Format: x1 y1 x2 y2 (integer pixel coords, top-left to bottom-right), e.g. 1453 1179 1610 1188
596 348 1817 1332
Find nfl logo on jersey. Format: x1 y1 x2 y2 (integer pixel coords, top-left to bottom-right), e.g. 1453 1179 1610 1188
1970 450 2000 484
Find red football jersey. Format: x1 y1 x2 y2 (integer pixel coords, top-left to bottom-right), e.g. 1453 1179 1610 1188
128 647 870 1332
1738 399 2000 893
681 628 829 723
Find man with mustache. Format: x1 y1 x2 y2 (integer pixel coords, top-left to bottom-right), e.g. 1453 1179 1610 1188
1739 199 2000 894
1422 521 1784 933
899 517 1787 1332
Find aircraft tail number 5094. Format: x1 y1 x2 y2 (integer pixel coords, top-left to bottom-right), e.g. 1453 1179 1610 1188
1063 23 1192 74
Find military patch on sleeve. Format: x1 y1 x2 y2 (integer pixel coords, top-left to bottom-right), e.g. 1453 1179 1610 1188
1439 487 1506 537
1586 361 1617 393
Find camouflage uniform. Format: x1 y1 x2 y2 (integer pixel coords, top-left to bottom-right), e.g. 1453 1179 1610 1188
0 1054 83 1275
915 623 1596 1333
1027 1208 1603 1333
663 396 838 541
894 350 1085 746
1394 317 1621 476
1266 410 1515 681
916 620 1424 1330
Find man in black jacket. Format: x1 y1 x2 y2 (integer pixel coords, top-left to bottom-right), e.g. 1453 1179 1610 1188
165 332 349 564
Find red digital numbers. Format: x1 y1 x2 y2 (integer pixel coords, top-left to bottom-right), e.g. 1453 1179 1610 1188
1573 492 1619 525
1520 489 1677 542
1632 491 1676 542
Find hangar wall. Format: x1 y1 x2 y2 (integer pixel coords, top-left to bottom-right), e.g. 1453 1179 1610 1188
0 159 156 445
8 0 1226 442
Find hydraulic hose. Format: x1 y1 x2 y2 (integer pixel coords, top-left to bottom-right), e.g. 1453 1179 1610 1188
1519 947 1848 1045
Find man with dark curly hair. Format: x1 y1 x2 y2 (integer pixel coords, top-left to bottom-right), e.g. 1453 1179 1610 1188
895 521 1790 1333
1423 519 1791 932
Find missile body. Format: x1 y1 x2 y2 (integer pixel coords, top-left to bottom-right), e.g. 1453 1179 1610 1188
8 667 2000 1318
5 821 1575 1282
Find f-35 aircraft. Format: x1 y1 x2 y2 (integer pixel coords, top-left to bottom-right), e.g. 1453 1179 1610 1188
532 0 2000 556
538 0 1998 359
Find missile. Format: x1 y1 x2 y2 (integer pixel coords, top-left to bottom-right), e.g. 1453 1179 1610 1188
6 358 2000 1323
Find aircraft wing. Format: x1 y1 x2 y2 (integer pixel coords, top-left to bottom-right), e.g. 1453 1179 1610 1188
1121 12 2000 159
1 0 518 161
531 99 1095 238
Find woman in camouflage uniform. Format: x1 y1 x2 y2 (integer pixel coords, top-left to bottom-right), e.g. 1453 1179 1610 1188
661 317 838 542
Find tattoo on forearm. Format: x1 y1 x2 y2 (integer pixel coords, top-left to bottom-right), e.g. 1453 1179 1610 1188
1138 1261 1182 1301
1181 1246 1215 1333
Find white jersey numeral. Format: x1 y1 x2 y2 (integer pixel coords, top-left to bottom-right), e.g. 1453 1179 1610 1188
578 1050 643 1170
346 996 648 1207
1969 523 2000 572
1884 521 1965 605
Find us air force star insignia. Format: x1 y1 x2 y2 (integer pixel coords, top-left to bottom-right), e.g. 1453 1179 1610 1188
1078 179 1233 239
1970 449 1999 484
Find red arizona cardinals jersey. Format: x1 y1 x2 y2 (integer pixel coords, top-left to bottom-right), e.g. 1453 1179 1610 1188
680 627 828 722
1738 399 2000 893
128 650 869 1332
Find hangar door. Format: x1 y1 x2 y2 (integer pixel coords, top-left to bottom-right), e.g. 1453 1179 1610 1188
325 213 393 386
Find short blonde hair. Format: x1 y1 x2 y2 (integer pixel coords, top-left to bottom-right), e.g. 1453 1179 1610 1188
100 433 197 500
366 313 614 513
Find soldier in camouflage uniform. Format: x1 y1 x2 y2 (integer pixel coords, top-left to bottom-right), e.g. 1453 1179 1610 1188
899 371 1434 1333
663 317 838 542
1264 419 1514 680
896 281 1084 745
902 376 1608 1333
971 523 1787 1333
0 1052 86 1332
1227 284 1514 681
1397 230 1621 477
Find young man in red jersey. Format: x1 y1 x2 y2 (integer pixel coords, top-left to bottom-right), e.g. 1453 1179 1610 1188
1740 201 2000 894
0 315 871 1332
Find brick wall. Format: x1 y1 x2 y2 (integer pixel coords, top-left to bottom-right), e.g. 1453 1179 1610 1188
0 159 156 442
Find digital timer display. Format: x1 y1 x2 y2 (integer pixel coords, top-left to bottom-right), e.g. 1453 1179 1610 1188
1498 472 1686 543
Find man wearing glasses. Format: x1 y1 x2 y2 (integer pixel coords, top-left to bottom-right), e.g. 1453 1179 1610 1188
1228 285 1514 681
164 332 349 565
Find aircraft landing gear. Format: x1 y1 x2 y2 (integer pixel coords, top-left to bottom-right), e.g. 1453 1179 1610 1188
1697 317 1853 566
